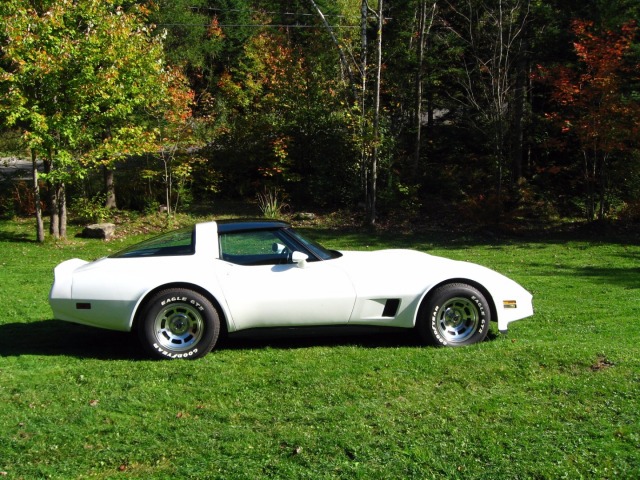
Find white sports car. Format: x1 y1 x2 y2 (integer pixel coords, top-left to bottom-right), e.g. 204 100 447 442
49 220 533 359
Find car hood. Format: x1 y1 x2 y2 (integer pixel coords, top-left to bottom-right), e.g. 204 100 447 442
332 249 517 295
336 248 468 272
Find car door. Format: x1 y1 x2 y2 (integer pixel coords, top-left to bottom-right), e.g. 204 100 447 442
215 229 356 331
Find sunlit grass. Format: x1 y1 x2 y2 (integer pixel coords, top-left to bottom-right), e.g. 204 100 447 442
1 216 638 478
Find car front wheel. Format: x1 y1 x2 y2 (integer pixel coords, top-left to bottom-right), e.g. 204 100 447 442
418 283 490 347
138 288 220 359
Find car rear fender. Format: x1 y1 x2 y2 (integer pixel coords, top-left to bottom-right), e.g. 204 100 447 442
131 282 233 335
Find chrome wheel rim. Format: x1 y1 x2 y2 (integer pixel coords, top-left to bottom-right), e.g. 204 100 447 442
436 297 480 343
153 303 204 351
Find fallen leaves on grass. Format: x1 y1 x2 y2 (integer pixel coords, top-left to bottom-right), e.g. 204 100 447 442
590 355 614 371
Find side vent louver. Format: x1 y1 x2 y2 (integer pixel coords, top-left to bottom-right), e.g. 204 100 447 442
382 299 400 318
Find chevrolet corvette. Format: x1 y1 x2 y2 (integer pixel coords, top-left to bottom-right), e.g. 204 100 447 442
49 220 533 359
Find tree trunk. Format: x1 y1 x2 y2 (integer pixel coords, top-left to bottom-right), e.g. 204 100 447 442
164 153 172 217
58 182 67 239
511 13 529 187
360 0 368 200
31 149 45 242
598 154 609 221
511 58 525 185
583 151 595 221
104 166 117 209
413 1 437 176
367 0 383 226
413 0 427 175
44 154 59 239
50 201 59 238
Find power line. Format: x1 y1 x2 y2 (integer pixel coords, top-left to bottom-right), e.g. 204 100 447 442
158 23 359 29
158 5 380 30
188 6 351 19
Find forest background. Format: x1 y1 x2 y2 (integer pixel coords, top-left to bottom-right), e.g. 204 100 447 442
1 0 639 240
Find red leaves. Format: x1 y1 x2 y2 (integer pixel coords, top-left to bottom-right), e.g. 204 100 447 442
568 19 636 93
535 19 639 152
533 18 640 219
207 16 224 39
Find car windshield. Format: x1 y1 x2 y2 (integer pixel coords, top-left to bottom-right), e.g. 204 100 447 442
110 227 195 258
286 228 341 260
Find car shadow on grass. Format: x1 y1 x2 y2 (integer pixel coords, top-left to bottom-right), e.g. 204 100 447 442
0 321 500 359
222 326 424 351
0 320 146 360
221 326 500 350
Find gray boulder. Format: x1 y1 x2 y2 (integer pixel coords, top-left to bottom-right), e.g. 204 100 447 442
82 223 116 240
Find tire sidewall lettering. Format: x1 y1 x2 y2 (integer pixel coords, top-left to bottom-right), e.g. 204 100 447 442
470 295 487 333
471 295 486 318
430 307 447 345
161 296 187 306
152 342 199 359
160 296 205 312
189 299 205 311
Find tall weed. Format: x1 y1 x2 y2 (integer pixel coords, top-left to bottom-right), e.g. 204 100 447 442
257 187 289 219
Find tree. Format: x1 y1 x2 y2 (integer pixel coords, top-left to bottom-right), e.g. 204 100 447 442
537 19 640 220
0 0 193 239
154 68 197 217
441 0 531 206
366 0 384 225
413 1 438 175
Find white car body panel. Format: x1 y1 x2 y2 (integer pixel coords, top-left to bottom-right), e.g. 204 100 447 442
49 221 533 339
215 260 357 329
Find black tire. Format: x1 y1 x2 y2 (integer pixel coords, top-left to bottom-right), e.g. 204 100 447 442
418 283 491 347
138 288 220 359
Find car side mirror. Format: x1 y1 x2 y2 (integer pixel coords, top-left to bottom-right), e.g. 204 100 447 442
291 251 308 268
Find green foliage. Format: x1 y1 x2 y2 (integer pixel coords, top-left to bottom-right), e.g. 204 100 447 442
70 194 112 224
1 0 164 165
0 129 24 157
0 0 195 238
1 217 639 478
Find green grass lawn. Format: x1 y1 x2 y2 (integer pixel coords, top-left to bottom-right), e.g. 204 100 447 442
1 217 638 479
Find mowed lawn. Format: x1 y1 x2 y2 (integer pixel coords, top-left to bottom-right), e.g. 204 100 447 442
1 218 638 479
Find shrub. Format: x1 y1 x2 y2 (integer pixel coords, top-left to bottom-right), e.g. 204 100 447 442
70 195 112 224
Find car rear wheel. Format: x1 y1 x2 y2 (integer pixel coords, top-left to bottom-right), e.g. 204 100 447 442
418 283 490 347
138 288 220 359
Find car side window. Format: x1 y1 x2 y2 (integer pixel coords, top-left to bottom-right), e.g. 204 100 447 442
219 230 293 266
110 228 194 258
